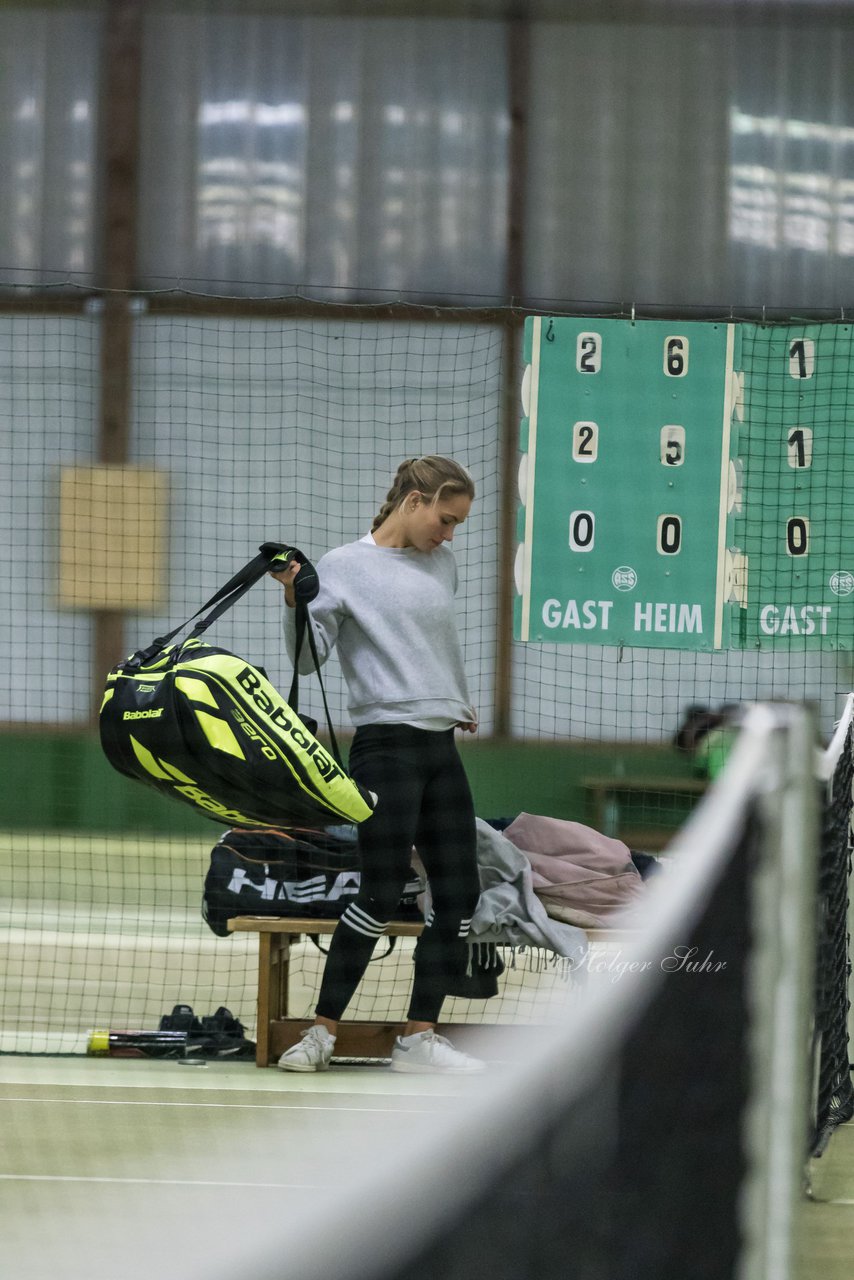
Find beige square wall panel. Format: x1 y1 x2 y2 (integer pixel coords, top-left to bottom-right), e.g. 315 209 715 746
58 466 169 610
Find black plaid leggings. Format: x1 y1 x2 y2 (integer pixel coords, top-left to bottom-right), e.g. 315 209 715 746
315 723 480 1025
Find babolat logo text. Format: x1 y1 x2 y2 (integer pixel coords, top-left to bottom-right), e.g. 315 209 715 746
123 708 164 720
236 666 344 784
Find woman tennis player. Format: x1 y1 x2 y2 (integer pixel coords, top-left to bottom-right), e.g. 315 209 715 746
270 456 484 1074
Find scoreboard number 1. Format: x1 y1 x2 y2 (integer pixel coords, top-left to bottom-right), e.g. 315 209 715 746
786 427 813 468
788 339 815 379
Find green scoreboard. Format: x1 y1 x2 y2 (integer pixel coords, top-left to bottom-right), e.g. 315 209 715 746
515 316 854 651
735 324 854 651
516 316 741 650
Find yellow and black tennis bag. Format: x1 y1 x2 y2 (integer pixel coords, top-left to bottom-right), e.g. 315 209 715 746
100 542 376 830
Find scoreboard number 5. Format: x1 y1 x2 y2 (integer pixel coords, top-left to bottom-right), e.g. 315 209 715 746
660 425 685 466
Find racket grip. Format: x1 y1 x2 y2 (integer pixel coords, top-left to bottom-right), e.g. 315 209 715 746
262 544 319 602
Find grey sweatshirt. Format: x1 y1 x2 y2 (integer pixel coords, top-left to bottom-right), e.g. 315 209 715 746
282 534 475 730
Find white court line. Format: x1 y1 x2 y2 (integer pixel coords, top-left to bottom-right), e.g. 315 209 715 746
0 1096 438 1114
0 1174 321 1189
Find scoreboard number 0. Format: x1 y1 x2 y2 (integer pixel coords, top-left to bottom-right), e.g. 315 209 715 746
786 517 809 557
569 510 595 551
657 514 682 555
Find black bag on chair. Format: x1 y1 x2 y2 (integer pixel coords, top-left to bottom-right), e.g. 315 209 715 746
201 824 425 937
100 543 375 830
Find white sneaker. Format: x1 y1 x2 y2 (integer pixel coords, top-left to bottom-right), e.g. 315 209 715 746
277 1025 335 1072
390 1031 485 1075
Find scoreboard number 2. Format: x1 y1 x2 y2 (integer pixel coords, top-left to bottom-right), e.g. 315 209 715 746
572 421 599 462
576 332 602 374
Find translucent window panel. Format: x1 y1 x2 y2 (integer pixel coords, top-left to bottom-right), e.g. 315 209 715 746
129 316 503 732
0 317 99 722
526 16 854 313
0 10 101 287
525 21 731 309
138 14 508 299
728 24 854 310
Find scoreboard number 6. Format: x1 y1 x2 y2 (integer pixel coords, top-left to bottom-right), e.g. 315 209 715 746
663 336 689 377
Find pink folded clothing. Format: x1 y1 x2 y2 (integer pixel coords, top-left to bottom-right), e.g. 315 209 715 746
503 812 645 929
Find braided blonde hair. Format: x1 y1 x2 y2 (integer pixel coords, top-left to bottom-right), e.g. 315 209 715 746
371 456 475 533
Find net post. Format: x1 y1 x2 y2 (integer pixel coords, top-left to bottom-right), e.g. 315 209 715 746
740 703 820 1280
812 696 854 1150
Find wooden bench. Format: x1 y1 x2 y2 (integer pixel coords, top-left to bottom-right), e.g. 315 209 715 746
582 774 706 850
228 915 620 1066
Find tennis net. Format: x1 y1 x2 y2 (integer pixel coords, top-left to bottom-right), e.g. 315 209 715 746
812 693 854 1154
225 702 825 1280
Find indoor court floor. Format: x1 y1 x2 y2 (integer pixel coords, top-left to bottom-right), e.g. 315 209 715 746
2 1052 853 1279
799 1118 854 1280
0 1053 479 1280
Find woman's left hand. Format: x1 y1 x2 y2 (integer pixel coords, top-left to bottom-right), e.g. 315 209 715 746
456 719 478 734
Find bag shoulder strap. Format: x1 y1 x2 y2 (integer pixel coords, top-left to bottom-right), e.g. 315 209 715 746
119 542 343 765
288 602 342 765
122 542 302 670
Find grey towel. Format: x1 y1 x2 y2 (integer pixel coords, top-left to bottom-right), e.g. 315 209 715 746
469 819 588 966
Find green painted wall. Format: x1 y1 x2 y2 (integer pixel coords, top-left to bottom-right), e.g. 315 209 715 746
0 729 701 836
